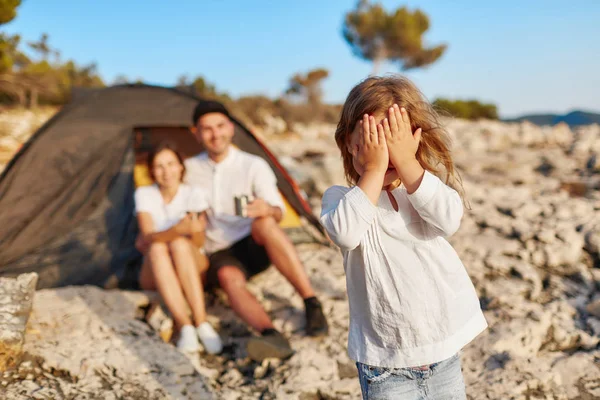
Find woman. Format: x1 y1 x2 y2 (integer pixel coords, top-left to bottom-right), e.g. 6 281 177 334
135 141 222 354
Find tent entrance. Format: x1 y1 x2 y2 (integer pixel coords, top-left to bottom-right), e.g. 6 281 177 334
133 126 202 187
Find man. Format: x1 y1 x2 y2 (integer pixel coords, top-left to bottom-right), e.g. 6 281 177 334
185 100 328 361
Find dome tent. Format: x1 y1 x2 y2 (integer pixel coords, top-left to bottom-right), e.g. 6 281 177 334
0 84 323 289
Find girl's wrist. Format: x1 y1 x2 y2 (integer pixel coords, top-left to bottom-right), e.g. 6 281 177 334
392 156 418 172
363 167 387 179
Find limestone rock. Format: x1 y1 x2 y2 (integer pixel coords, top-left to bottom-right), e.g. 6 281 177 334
3 286 214 399
0 273 38 372
586 299 600 319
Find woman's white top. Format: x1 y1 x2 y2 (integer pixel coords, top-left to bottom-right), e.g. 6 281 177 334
134 184 207 232
320 171 487 368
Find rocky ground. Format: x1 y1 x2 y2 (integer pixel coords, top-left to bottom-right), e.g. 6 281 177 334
1 109 600 399
0 107 56 174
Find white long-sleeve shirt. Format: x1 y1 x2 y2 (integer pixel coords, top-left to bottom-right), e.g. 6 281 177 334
184 147 286 254
320 171 487 368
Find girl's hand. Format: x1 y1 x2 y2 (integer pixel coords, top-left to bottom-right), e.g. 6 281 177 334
384 104 422 172
356 114 389 174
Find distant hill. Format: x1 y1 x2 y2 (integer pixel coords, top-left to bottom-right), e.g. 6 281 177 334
504 110 600 126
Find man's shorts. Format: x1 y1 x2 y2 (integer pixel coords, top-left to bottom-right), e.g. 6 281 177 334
206 235 271 288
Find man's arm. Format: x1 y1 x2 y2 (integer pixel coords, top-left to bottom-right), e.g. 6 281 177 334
245 198 283 222
247 158 286 221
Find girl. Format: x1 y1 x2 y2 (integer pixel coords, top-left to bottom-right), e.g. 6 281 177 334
135 142 222 354
320 76 487 399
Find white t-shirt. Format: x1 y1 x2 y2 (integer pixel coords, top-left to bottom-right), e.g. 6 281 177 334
184 147 286 254
134 184 208 232
321 171 487 368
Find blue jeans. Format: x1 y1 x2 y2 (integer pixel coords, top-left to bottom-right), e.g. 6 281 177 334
356 354 466 400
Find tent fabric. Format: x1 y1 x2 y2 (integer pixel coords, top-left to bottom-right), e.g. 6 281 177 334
0 84 323 289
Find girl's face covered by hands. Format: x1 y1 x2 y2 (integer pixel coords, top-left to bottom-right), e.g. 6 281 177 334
348 112 401 188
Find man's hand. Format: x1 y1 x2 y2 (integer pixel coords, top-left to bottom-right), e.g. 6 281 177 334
246 198 275 219
384 104 422 173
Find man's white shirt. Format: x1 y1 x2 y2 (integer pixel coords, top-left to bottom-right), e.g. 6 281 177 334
184 147 285 254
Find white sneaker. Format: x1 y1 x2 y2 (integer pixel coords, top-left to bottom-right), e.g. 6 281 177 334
196 322 223 354
176 325 200 353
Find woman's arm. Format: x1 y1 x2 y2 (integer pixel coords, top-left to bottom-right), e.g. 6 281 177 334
189 212 207 248
137 212 190 244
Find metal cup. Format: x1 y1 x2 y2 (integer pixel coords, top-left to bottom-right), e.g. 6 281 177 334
235 195 249 217
234 195 254 217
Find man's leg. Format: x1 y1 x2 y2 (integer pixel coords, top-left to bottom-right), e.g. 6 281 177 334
217 265 294 361
251 217 329 337
251 217 315 299
217 266 274 332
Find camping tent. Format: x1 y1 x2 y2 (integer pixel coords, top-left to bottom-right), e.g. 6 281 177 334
0 84 323 289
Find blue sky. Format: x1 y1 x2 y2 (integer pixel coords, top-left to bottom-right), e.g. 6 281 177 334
4 0 600 117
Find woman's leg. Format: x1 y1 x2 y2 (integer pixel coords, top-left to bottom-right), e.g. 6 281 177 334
194 250 210 286
147 242 193 330
138 257 156 291
169 237 208 326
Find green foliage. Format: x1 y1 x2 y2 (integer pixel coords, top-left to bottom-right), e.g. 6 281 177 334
192 76 218 98
0 0 20 25
234 95 280 126
285 68 329 106
0 32 28 73
112 74 129 85
232 94 341 129
342 0 446 72
433 98 498 120
175 74 230 103
1 32 104 107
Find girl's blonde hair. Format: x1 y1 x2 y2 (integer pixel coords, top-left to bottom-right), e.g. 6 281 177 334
334 75 465 199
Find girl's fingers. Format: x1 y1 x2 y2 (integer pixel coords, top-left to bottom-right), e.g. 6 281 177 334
393 105 403 136
389 106 398 132
395 105 409 137
376 123 385 145
414 128 422 144
383 117 391 137
394 104 404 123
400 106 411 128
369 115 377 143
360 114 368 144
394 104 405 130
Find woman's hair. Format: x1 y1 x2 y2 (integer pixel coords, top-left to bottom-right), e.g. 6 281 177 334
146 141 186 182
334 75 464 199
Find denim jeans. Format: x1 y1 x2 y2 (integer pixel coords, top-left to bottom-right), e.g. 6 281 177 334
356 353 466 400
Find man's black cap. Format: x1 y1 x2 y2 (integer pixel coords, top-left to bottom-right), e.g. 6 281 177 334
192 100 231 125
